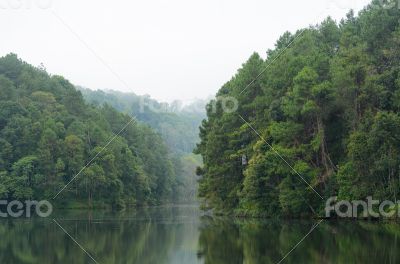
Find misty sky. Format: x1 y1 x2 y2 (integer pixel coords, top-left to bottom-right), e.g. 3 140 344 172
0 0 371 102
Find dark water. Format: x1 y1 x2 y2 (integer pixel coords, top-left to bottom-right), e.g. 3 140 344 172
0 206 399 264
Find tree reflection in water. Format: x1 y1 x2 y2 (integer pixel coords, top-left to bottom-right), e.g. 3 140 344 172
0 206 399 264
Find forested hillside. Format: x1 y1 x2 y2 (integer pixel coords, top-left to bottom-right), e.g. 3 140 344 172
0 54 179 208
79 88 205 203
195 1 400 217
79 88 206 155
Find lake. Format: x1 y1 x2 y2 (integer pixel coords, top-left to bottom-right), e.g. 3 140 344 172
0 205 399 263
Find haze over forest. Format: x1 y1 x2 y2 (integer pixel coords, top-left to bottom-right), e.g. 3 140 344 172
2 1 400 263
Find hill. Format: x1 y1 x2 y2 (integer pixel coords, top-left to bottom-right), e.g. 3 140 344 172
0 54 179 208
195 1 400 217
78 88 206 155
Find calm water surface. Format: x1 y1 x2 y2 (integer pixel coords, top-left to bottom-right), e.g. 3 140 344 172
0 206 399 263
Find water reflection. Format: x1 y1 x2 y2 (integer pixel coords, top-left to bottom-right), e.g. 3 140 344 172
0 206 399 263
198 218 400 263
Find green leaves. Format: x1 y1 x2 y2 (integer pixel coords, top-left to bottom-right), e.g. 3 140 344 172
0 54 180 207
196 2 400 217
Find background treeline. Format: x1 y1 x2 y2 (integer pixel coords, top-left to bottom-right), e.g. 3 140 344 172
195 0 400 217
78 88 206 155
0 54 180 208
79 88 205 203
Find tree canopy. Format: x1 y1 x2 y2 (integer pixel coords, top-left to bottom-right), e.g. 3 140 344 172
0 54 179 208
195 1 400 217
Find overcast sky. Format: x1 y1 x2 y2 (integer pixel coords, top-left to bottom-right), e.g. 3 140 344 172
0 0 371 102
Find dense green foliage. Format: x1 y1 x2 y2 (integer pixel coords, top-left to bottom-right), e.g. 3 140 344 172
0 54 179 208
79 88 206 155
195 1 400 217
79 88 205 203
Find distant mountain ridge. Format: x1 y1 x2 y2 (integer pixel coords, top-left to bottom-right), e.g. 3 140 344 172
77 87 207 155
77 87 206 203
0 54 180 208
